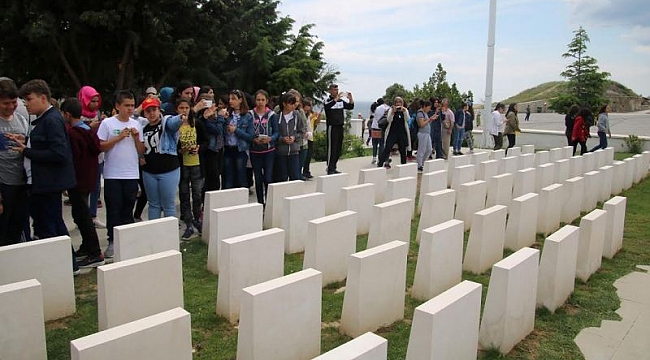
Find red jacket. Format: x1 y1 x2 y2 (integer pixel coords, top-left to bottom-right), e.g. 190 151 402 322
571 115 588 143
67 124 101 193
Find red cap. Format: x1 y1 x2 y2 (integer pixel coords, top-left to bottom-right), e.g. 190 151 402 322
141 97 161 111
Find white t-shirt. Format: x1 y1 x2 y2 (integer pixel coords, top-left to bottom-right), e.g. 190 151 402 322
490 110 504 135
97 116 143 179
372 104 390 129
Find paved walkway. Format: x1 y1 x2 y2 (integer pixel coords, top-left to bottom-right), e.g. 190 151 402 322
575 265 650 360
511 111 650 137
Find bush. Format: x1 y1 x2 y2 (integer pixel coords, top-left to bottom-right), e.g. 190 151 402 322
624 135 643 154
311 130 366 162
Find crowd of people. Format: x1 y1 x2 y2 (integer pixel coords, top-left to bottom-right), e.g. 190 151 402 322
0 78 354 273
366 96 475 171
563 104 611 156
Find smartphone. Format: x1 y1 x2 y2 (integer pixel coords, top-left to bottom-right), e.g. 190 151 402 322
204 100 213 108
0 132 7 151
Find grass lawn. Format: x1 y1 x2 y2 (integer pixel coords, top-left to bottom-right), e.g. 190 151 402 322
45 152 648 359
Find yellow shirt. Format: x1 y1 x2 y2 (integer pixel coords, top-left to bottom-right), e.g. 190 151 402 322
179 124 200 166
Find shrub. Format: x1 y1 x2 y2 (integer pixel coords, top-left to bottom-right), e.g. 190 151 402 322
624 135 643 154
311 130 366 161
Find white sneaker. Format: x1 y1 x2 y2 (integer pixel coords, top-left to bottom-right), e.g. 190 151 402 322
93 218 106 229
371 157 377 164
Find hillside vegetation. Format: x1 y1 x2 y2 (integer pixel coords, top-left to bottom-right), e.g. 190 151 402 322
501 80 639 104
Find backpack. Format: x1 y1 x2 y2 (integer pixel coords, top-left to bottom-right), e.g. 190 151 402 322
377 108 389 129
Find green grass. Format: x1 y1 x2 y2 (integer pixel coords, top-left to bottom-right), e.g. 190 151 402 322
46 152 649 359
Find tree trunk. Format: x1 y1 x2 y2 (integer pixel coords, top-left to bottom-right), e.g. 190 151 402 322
51 36 82 91
116 35 134 89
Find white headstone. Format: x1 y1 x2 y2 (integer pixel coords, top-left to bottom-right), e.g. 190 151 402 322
563 145 574 159
316 173 350 215
477 160 499 183
386 177 417 204
71 308 192 360
486 173 513 208
0 279 46 360
521 145 535 154
406 281 482 360
519 153 535 170
412 220 464 300
0 236 75 321
451 165 476 190
358 167 387 203
208 203 263 274
611 160 625 195
513 168 536 198
535 151 550 166
479 247 540 354
238 269 322 360
598 166 613 203
508 146 521 157
313 332 387 360
470 152 490 171
499 156 519 176
537 184 563 236
283 193 326 254
605 147 615 166
581 171 600 213
367 199 414 248
455 180 487 231
535 163 556 193
418 170 447 214
505 193 539 251
561 177 584 224
342 183 375 235
217 229 285 323
417 189 456 243
554 159 570 183
602 196 626 259
340 241 408 337
423 158 447 174
97 250 183 330
463 205 508 275
550 148 564 162
633 154 645 184
304 211 358 286
583 152 596 173
264 180 305 229
202 188 249 243
114 217 179 262
490 149 505 161
447 155 471 187
570 156 584 178
576 209 607 282
396 163 418 178
537 225 579 313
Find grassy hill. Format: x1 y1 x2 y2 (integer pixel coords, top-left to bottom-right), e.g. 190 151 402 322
501 80 639 104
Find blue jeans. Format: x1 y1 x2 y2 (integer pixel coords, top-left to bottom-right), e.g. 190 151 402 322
431 128 443 159
143 168 180 220
104 179 139 243
453 128 465 153
275 153 301 182
223 147 248 189
590 132 608 152
250 151 275 204
179 165 204 225
89 162 103 218
371 135 384 158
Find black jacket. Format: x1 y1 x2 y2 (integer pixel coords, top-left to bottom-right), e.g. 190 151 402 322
23 106 76 194
323 97 354 126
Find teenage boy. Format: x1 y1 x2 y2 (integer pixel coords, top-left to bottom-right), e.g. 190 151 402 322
97 91 144 257
61 98 104 267
0 78 29 246
9 79 76 240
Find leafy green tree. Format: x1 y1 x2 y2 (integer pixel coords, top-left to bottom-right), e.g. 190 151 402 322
383 83 412 103
551 26 610 113
411 63 465 109
0 0 336 104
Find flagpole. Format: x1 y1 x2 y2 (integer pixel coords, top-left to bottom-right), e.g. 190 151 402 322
482 0 497 148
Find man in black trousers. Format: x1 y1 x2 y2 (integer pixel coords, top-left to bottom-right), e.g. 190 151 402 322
323 84 354 175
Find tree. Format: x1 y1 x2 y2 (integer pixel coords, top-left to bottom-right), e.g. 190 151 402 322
383 83 412 103
411 63 466 109
0 0 337 106
551 26 610 113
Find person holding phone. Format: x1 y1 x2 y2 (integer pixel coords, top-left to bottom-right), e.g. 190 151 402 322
323 84 354 175
377 96 411 169
249 89 278 204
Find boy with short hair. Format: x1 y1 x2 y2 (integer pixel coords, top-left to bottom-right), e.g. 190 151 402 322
97 90 145 257
61 98 104 267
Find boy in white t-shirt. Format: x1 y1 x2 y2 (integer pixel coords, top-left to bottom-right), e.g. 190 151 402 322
97 90 145 257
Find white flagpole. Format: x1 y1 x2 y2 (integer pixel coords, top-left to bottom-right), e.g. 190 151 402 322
482 0 497 148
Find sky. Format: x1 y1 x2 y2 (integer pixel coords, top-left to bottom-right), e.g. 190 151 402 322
276 0 650 103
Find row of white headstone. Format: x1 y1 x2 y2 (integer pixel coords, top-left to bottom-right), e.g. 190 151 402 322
0 146 647 359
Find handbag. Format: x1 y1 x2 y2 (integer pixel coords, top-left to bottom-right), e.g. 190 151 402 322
371 129 383 139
